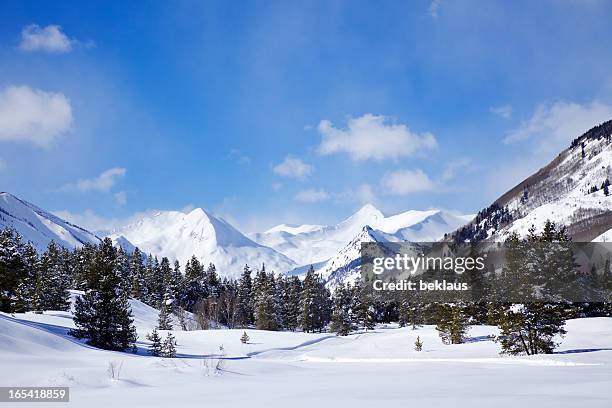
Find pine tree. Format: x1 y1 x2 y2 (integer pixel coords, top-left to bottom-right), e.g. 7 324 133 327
253 266 278 331
236 265 254 327
115 247 132 297
330 283 354 336
204 263 220 298
183 255 204 310
130 248 147 301
172 260 184 302
36 241 70 311
162 333 177 357
146 328 163 356
13 242 39 312
70 238 137 351
495 222 573 355
352 282 376 331
285 276 302 331
240 331 250 344
157 292 173 330
300 266 319 332
497 303 567 355
435 303 469 345
414 336 423 352
0 228 26 312
159 257 173 299
299 266 331 332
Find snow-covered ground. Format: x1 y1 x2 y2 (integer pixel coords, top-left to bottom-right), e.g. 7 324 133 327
1 300 611 408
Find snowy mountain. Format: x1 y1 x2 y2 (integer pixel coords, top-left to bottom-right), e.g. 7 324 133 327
251 204 472 267
0 192 101 252
107 208 296 277
450 120 612 243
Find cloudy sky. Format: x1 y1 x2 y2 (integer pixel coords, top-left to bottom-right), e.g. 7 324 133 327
1 0 611 232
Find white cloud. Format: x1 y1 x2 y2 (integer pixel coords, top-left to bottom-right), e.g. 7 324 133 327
19 24 73 53
61 167 126 193
381 169 436 195
503 100 612 155
441 158 473 181
429 0 442 18
0 85 73 146
273 156 313 179
295 188 330 203
317 114 437 161
114 191 127 206
490 104 513 118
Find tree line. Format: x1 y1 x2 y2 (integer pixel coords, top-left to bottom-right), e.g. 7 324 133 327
1 220 610 356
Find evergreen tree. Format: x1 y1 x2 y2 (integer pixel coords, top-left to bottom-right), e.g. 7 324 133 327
236 265 254 327
435 303 469 345
182 255 204 310
330 283 354 336
130 248 147 301
162 333 177 357
0 228 25 312
497 303 567 355
115 247 131 297
240 331 250 344
299 266 331 332
171 260 184 304
495 222 573 355
158 292 173 330
352 282 376 331
253 266 278 331
285 276 302 331
36 241 70 311
13 242 39 312
70 238 137 351
146 328 163 356
204 263 220 298
414 336 423 352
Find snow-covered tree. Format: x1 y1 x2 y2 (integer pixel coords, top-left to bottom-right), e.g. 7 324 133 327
330 283 354 336
146 328 163 356
158 292 174 330
0 228 25 312
70 238 137 351
162 333 177 357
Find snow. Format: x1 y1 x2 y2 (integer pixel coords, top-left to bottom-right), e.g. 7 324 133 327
494 135 612 241
1 295 610 408
594 227 612 242
107 208 296 277
252 204 472 267
0 192 101 252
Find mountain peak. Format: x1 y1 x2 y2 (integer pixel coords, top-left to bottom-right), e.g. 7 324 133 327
345 204 384 224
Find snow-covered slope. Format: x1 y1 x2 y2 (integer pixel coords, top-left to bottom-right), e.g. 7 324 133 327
0 192 101 252
450 120 612 242
252 204 472 266
317 226 398 287
2 302 611 408
107 208 296 277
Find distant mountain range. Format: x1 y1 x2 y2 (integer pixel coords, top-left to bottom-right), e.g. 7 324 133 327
2 119 611 285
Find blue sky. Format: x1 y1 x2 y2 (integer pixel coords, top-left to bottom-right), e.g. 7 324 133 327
1 0 611 232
